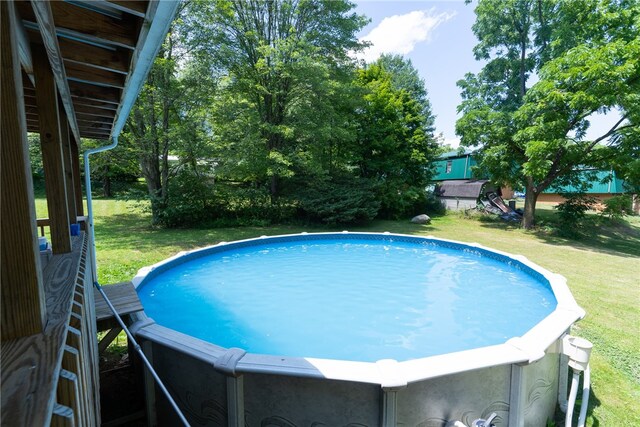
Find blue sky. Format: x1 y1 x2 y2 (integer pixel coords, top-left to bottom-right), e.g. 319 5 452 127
353 0 620 148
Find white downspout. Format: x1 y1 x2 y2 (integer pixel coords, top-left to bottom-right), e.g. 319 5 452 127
82 0 179 281
84 137 118 282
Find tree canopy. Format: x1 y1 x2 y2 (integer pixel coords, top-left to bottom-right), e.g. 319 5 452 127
119 0 440 226
457 0 640 228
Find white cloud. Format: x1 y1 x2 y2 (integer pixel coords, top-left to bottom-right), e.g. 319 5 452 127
358 9 456 63
443 137 460 149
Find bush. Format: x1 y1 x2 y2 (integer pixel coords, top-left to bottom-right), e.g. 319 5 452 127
376 180 433 219
297 175 380 225
554 193 597 237
424 192 446 216
602 194 633 219
159 169 216 227
213 185 296 226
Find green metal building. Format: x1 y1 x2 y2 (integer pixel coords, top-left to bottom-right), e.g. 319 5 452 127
432 150 477 181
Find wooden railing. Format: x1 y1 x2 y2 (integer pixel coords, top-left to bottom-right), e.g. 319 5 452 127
36 216 87 237
1 232 101 426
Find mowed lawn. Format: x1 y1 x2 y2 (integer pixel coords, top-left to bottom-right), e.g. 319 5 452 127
36 197 640 425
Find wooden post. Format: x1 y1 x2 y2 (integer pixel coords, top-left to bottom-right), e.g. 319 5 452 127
32 43 72 254
70 137 84 216
58 100 78 223
1 0 47 340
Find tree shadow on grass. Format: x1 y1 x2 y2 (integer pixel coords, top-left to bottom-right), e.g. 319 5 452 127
477 217 640 259
93 213 442 252
555 378 602 427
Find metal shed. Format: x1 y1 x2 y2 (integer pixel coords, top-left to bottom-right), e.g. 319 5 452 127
435 179 494 210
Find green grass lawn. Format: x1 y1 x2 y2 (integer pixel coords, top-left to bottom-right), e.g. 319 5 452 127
36 197 640 425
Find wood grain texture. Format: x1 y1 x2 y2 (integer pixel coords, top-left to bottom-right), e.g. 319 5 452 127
94 282 143 325
75 108 116 120
98 326 124 352
65 328 90 426
80 258 102 424
70 138 84 216
69 80 121 104
51 403 75 427
65 59 127 88
1 234 88 426
107 0 149 18
58 36 130 74
57 369 80 426
18 1 139 49
70 96 119 111
33 43 72 254
58 103 78 223
1 0 47 340
0 333 59 425
27 0 82 145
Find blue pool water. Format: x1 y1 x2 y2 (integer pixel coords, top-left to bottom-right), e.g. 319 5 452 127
138 237 557 362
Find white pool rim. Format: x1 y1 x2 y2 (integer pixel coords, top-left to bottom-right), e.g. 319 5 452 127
131 232 585 387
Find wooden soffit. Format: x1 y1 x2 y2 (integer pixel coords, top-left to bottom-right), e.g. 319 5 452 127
14 0 155 141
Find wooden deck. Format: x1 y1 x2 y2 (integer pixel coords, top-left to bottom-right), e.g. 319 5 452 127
94 282 143 328
1 233 100 426
94 282 144 353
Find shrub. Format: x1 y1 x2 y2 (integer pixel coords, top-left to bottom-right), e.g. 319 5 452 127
424 192 446 216
602 194 633 220
297 175 380 225
554 193 597 237
159 169 216 227
376 183 420 219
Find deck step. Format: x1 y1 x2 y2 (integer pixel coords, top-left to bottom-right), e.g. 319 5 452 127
94 282 143 332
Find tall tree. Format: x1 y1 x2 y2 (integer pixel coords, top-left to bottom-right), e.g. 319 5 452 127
124 4 217 224
353 64 438 217
376 54 436 133
457 0 639 228
184 0 368 201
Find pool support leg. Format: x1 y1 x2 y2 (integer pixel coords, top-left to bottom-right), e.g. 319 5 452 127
381 387 400 427
227 375 245 427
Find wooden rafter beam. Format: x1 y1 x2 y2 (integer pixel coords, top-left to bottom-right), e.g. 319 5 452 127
106 1 148 18
80 132 110 140
76 116 114 126
74 106 116 118
29 0 82 146
18 1 140 50
79 124 112 134
64 61 126 89
58 37 130 74
24 30 132 74
71 98 118 111
68 81 120 104
25 103 115 123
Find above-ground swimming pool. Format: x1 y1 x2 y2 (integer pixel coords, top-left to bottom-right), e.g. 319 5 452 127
131 232 585 427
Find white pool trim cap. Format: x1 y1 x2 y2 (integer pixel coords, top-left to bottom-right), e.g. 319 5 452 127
132 232 585 387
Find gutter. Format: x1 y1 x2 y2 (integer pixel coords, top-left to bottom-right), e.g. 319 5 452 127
83 0 179 281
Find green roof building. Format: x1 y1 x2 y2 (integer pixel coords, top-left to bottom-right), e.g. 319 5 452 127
432 150 477 181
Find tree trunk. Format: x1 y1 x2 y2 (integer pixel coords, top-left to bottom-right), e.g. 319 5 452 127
523 177 539 229
102 171 111 198
270 175 278 204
